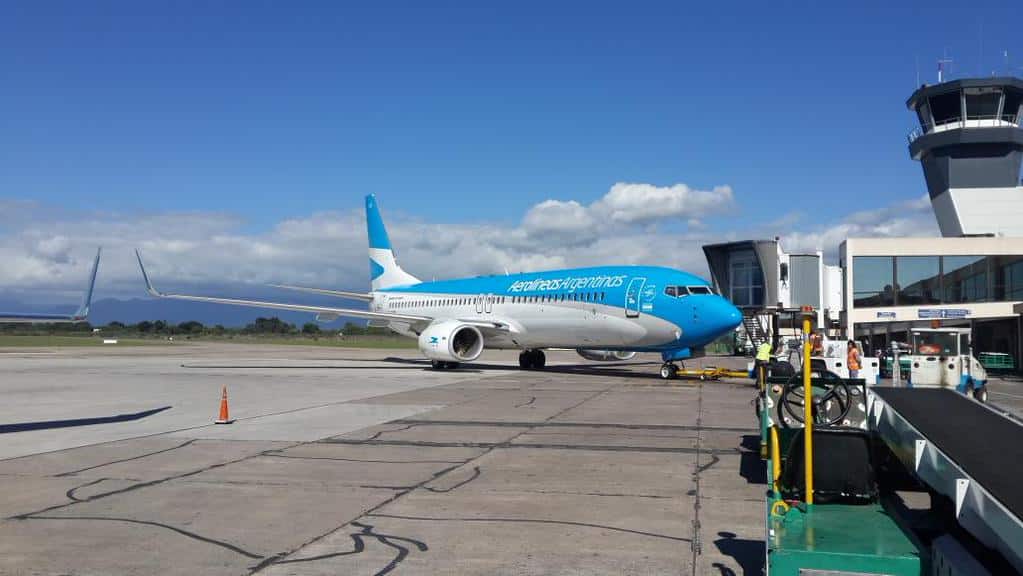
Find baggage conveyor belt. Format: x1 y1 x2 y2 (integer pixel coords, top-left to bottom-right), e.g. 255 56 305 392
870 387 1023 572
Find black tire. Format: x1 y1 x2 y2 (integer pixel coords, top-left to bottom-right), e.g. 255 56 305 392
660 363 677 380
431 360 444 370
445 361 460 370
973 386 988 403
534 350 546 369
518 351 532 370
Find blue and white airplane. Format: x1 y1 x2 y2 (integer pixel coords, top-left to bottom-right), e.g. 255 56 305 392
0 247 101 323
136 197 741 379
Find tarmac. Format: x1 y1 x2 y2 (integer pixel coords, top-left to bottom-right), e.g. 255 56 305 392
2 342 1022 575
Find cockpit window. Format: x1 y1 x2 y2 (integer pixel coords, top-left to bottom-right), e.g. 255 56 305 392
688 286 712 295
664 286 678 297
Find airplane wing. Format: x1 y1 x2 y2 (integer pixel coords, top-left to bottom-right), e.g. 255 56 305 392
267 284 374 302
0 247 101 323
135 250 431 325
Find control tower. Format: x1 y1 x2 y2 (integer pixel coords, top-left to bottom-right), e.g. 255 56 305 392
907 77 1023 236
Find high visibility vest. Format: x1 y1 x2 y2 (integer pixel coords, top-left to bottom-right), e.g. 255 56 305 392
756 342 772 361
848 348 861 370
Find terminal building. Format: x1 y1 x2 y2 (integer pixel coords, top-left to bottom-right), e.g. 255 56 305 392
704 76 1023 369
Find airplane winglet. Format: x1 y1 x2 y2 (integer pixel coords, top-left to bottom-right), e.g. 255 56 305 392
135 249 164 297
73 247 102 320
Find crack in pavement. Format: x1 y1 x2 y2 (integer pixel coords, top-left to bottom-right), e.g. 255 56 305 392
65 477 110 502
319 438 740 454
263 453 467 465
424 466 481 493
9 443 302 520
362 424 415 442
56 439 197 477
514 396 537 408
23 515 264 559
391 418 755 433
250 381 618 573
366 513 692 543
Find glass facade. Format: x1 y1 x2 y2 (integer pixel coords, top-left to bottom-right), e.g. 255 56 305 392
852 256 894 307
942 256 987 303
728 251 764 307
851 255 1023 307
896 256 940 305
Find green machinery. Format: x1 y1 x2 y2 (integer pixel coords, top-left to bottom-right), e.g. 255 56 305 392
761 308 923 575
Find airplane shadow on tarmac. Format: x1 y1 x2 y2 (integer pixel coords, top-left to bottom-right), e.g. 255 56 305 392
0 406 172 434
180 357 676 380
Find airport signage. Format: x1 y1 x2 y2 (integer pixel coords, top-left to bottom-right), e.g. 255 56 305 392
918 308 971 319
876 311 897 319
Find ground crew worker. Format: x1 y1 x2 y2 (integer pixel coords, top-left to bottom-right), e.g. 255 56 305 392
847 340 862 379
754 339 772 384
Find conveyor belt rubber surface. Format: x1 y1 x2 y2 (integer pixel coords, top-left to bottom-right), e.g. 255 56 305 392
873 387 1023 519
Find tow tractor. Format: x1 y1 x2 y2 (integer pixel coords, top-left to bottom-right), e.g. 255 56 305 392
907 327 988 402
760 308 1020 575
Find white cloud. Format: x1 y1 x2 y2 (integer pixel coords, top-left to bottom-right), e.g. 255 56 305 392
0 188 940 305
592 182 735 224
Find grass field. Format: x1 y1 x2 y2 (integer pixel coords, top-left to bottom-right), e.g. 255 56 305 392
0 334 417 349
196 335 418 349
0 335 154 347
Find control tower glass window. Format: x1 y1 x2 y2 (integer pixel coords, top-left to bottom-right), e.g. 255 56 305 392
929 91 962 126
896 256 940 305
1003 89 1023 123
942 256 987 303
964 87 1001 120
728 250 763 307
853 256 894 307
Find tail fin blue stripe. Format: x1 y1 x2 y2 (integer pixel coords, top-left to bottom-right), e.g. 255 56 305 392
365 194 392 250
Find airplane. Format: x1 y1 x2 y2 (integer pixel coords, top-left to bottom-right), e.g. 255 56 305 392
136 196 742 379
0 247 101 323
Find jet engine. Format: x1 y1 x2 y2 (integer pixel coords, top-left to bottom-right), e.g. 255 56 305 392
576 349 637 362
418 320 485 362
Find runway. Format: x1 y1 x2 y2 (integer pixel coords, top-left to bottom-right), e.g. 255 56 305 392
0 343 763 574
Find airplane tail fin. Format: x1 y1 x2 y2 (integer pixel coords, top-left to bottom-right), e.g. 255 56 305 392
365 194 419 290
73 247 101 320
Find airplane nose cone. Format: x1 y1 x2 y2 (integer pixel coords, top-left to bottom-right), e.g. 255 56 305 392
714 298 743 334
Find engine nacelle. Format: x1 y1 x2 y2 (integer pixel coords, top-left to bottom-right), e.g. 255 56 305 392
418 320 485 362
576 349 637 362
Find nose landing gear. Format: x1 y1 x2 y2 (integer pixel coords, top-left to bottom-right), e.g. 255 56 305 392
518 349 547 370
660 362 680 380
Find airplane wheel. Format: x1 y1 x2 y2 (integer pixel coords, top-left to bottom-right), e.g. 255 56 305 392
431 360 444 370
534 350 546 369
660 363 677 380
446 362 460 370
518 351 532 370
974 387 988 403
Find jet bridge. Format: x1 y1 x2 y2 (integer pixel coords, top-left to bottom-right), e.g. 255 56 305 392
870 387 1023 573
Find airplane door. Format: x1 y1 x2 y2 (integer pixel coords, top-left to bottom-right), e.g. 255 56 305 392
475 294 484 314
625 278 645 318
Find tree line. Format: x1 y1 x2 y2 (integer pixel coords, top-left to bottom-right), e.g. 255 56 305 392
0 317 394 337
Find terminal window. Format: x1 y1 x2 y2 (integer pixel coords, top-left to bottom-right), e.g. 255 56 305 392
896 256 940 305
853 256 894 307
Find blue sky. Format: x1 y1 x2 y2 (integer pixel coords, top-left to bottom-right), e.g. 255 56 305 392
1 1 1021 308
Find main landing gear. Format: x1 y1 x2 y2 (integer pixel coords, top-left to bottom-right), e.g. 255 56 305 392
519 349 546 370
431 360 460 370
660 362 681 380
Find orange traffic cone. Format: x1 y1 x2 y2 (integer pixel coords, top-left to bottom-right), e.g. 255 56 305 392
214 385 234 424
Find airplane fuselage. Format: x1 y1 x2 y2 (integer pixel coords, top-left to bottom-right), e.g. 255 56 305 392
373 265 741 356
